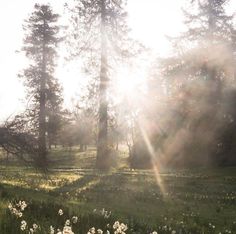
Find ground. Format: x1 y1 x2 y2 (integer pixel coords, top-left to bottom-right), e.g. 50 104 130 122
0 147 235 233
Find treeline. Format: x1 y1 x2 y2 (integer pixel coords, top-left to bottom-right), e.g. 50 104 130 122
130 0 236 168
0 0 236 170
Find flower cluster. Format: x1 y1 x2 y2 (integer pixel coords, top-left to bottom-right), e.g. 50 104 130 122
86 221 128 234
8 200 235 234
113 221 128 234
8 200 27 218
20 221 39 233
29 223 39 233
50 210 79 234
9 200 40 233
87 227 103 234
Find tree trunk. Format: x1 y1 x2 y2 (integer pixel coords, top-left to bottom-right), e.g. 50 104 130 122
96 0 110 169
79 143 84 152
5 151 9 166
38 19 47 168
48 132 54 150
48 135 52 150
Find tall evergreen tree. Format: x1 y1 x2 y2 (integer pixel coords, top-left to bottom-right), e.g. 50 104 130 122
163 0 235 87
20 4 63 167
68 0 130 169
183 0 233 41
146 0 236 167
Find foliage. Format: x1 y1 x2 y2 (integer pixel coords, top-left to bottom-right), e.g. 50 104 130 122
18 4 63 167
130 0 236 169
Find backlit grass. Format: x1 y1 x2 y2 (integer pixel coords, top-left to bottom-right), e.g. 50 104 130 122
0 165 236 233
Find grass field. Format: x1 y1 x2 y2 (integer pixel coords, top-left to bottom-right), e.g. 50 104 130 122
0 148 236 233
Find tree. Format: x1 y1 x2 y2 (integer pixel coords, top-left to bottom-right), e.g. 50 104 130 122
163 0 235 90
47 82 64 149
20 4 63 167
176 0 235 166
0 115 38 165
72 104 95 151
145 0 236 168
68 0 131 169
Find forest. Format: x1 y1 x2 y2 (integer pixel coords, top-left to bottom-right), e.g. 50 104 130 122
0 0 236 233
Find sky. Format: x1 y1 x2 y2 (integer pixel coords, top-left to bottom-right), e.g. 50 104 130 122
0 0 235 122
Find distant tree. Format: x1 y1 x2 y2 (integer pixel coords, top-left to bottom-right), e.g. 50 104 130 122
0 115 38 164
144 0 236 168
174 0 235 166
72 104 95 151
163 0 235 90
19 4 63 167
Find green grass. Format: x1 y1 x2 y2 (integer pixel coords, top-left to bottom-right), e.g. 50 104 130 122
0 145 130 169
0 165 236 233
47 146 98 169
0 147 236 233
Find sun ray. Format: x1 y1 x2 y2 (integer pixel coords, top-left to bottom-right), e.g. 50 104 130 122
138 123 166 195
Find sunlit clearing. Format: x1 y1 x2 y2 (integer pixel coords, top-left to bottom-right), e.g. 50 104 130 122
139 124 166 195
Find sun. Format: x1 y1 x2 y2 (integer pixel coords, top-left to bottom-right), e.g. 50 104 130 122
116 69 136 95
111 66 147 104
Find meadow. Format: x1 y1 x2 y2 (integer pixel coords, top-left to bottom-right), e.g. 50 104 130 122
0 147 236 233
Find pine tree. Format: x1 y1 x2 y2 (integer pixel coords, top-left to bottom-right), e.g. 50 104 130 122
158 1 230 88
68 0 130 169
20 4 63 167
146 0 236 167
183 1 233 40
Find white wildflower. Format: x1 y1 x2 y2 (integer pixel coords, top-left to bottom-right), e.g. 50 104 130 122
33 223 38 230
63 225 74 234
50 226 55 234
65 219 70 226
72 216 78 224
21 220 27 231
58 209 63 216
88 227 96 234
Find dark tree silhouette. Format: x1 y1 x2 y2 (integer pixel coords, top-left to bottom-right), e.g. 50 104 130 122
20 4 63 167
